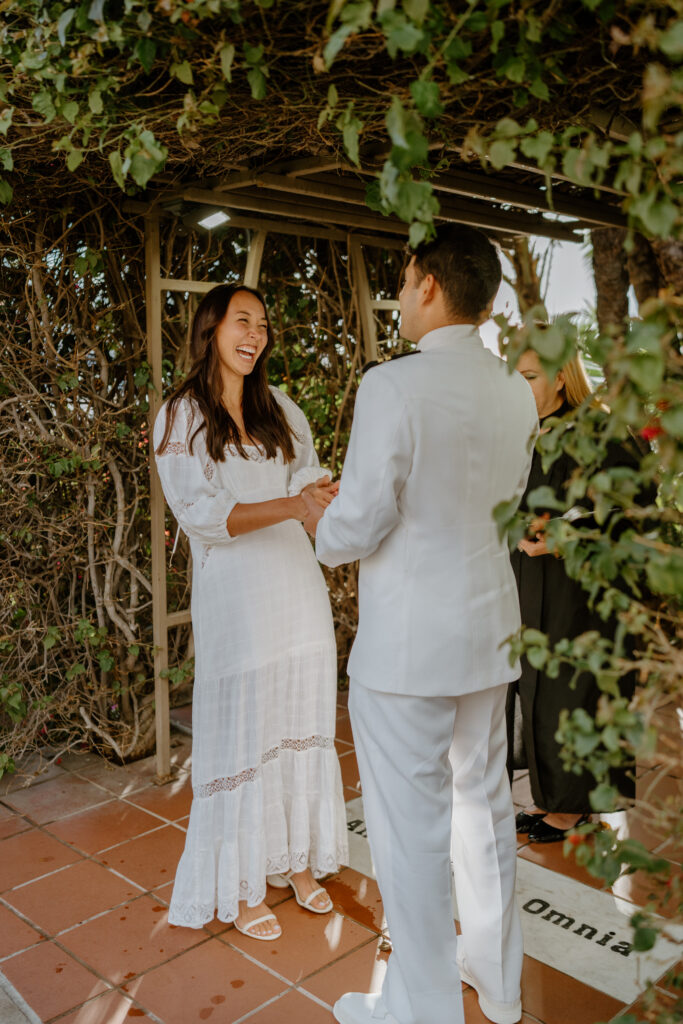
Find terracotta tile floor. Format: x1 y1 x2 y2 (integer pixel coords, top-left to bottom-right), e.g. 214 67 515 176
0 699 679 1024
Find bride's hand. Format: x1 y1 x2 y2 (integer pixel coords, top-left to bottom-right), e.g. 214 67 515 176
301 489 323 536
302 476 338 510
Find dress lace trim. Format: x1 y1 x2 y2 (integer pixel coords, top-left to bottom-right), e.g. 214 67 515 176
226 442 269 463
160 441 186 456
168 843 348 928
194 735 335 799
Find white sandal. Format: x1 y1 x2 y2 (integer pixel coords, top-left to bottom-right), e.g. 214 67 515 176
268 871 333 914
234 911 281 941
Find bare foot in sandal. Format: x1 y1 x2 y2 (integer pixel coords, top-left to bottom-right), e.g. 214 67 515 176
235 900 281 940
288 869 332 913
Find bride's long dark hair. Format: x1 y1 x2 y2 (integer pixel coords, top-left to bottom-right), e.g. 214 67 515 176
156 283 296 463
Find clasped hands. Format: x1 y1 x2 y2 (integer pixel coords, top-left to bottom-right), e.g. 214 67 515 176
298 476 339 536
517 512 559 558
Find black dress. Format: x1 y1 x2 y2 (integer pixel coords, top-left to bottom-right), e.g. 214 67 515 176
506 401 649 813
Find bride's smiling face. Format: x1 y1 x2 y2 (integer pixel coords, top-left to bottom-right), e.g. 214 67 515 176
215 290 269 386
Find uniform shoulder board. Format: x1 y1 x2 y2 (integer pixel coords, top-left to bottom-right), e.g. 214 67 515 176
362 349 419 374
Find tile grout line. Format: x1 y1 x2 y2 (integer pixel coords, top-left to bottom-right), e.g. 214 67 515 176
232 987 298 1024
218 921 380 992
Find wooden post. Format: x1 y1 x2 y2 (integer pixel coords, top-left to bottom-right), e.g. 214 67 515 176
244 230 267 287
145 210 172 783
348 238 379 365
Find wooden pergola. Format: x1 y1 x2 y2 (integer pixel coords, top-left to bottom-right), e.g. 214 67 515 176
144 149 627 781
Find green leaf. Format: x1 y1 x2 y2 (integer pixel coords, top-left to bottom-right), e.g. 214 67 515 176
220 43 235 82
88 89 103 114
57 8 76 45
134 361 151 387
408 220 429 247
527 646 547 669
32 90 57 123
0 107 13 136
247 67 267 100
109 149 126 190
325 0 373 66
171 61 194 85
386 95 409 149
496 117 523 138
98 650 115 672
67 149 84 171
402 0 429 25
135 38 157 74
659 21 683 57
0 177 13 204
631 919 658 953
529 77 550 101
324 24 354 67
660 403 683 438
520 131 555 165
629 190 678 237
502 56 526 83
243 43 265 65
0 148 13 171
589 782 618 811
410 79 443 117
466 11 487 32
339 105 364 166
127 129 168 187
526 485 566 512
61 100 79 124
44 627 60 651
327 83 338 107
380 10 424 57
626 352 664 392
490 20 505 53
489 139 516 170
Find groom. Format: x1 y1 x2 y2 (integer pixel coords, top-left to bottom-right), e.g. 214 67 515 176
303 224 537 1024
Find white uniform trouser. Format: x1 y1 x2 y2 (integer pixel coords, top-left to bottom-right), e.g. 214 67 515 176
349 681 522 1024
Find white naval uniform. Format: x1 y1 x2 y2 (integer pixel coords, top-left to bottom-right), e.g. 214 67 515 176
315 325 538 1024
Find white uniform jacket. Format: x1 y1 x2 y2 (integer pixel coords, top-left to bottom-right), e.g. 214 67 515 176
315 324 538 697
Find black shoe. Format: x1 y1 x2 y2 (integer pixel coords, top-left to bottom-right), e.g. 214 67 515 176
515 811 544 834
528 814 590 844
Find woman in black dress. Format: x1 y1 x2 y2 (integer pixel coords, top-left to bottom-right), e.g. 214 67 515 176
507 350 647 843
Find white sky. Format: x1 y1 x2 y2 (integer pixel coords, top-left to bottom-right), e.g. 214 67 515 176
480 234 598 354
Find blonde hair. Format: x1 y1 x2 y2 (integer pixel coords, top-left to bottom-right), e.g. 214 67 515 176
562 354 593 408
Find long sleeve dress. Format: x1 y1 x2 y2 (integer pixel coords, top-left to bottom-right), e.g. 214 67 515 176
506 401 651 813
153 387 348 928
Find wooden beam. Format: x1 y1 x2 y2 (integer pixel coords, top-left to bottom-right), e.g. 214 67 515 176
428 169 626 229
349 238 379 365
182 185 581 241
243 230 267 287
166 609 192 628
160 278 216 293
182 186 410 237
145 211 172 784
265 155 346 178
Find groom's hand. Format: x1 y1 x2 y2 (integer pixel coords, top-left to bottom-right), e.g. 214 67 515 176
301 489 324 536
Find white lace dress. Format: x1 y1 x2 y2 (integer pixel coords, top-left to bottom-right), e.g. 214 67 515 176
153 388 348 928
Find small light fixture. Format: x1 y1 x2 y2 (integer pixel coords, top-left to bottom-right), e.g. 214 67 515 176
197 210 231 230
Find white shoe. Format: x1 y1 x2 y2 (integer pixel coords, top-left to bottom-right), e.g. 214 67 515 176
333 992 400 1024
267 870 332 914
457 959 522 1024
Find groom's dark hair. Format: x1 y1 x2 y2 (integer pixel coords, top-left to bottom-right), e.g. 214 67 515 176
411 224 502 321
